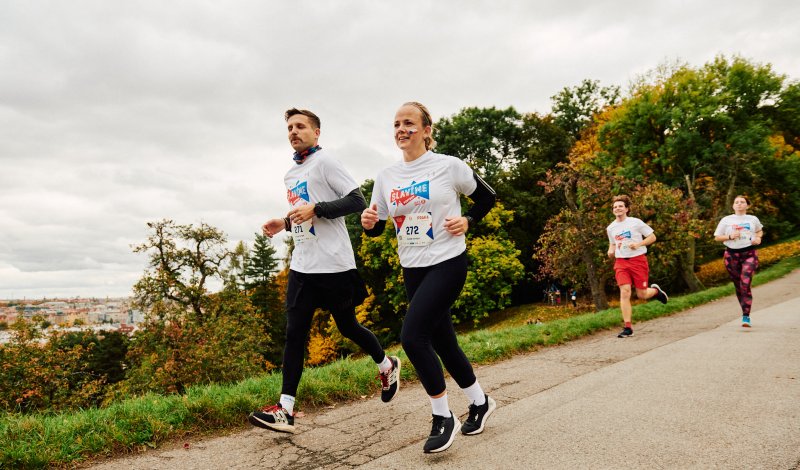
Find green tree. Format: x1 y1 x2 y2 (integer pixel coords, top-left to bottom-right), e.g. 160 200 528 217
435 108 572 304
244 233 284 365
455 204 525 324
435 106 525 185
120 221 269 396
551 78 621 140
597 56 797 287
132 219 230 324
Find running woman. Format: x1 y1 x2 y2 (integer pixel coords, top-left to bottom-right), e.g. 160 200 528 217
713 195 763 327
361 102 497 453
606 195 668 338
248 108 400 433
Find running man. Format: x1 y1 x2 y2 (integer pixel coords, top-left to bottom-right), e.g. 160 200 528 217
248 108 400 433
606 195 668 338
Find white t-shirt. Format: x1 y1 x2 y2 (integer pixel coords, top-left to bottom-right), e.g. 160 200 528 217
370 151 477 268
606 216 654 259
714 214 763 249
283 149 358 273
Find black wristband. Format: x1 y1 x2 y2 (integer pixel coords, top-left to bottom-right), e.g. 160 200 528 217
464 215 475 228
284 217 291 231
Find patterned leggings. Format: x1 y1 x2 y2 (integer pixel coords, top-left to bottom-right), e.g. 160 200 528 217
724 249 759 316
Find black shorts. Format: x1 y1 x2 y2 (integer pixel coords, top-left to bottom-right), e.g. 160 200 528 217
285 269 369 312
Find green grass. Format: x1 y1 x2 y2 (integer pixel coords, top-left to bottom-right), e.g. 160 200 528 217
2 255 799 469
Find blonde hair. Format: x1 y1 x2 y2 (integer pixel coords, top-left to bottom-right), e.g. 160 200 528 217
403 101 437 150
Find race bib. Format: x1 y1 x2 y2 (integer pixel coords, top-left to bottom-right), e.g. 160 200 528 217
735 229 751 241
394 212 434 247
291 218 316 244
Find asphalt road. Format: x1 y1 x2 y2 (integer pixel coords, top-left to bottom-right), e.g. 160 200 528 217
90 269 800 470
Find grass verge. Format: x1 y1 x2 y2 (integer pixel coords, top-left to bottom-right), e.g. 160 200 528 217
2 256 799 468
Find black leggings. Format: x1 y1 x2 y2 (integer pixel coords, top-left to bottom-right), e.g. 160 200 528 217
401 251 476 396
281 270 385 397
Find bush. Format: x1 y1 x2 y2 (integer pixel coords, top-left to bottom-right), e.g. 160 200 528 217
696 239 800 285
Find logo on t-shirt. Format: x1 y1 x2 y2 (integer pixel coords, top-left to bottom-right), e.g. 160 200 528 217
732 223 751 231
614 230 632 242
287 181 310 206
390 180 429 206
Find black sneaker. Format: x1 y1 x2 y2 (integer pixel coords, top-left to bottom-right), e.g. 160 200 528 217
461 395 496 435
617 327 634 338
248 404 295 433
378 356 401 403
423 412 460 453
651 283 668 304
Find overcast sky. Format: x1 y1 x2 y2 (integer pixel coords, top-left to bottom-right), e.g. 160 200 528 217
1 1 798 299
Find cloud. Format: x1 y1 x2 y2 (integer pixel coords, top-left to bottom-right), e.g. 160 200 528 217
1 0 798 298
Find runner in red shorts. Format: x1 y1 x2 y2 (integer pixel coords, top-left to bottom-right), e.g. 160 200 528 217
606 195 668 338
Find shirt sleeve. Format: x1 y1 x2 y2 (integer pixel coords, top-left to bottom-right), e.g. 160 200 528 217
753 216 763 233
321 155 359 197
713 217 728 237
451 157 478 195
638 219 654 238
369 173 389 220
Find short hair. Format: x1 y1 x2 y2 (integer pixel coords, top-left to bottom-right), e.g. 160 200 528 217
733 194 751 205
402 101 437 150
285 108 320 129
612 195 632 210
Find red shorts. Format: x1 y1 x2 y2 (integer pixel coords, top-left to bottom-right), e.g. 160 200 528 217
614 254 649 289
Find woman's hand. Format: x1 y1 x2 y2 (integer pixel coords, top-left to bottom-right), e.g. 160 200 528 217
361 204 379 229
444 216 468 236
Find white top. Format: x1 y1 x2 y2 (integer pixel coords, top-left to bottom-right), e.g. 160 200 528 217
606 216 654 259
714 214 763 249
283 149 359 273
370 151 477 268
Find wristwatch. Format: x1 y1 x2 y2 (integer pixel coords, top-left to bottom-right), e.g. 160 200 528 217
464 215 475 228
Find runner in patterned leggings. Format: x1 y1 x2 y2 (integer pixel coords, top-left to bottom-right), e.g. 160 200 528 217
713 195 764 327
361 102 497 454
248 108 400 434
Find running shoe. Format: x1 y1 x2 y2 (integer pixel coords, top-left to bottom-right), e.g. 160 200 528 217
651 284 669 304
461 395 496 435
378 356 401 403
248 404 295 433
617 327 634 338
742 316 751 327
423 412 460 453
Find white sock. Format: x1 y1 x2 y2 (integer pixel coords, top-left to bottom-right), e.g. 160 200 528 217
279 394 296 415
378 355 393 374
430 393 450 417
462 381 486 406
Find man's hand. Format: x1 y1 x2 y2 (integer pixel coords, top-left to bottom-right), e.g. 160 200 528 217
262 219 286 238
288 204 316 226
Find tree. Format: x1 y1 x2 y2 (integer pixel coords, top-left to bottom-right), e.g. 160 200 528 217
120 221 271 396
536 126 619 310
243 233 284 365
0 321 105 412
435 108 573 304
132 219 230 324
552 78 621 140
435 106 525 185
597 56 796 286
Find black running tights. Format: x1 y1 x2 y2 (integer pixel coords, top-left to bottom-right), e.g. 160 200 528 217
401 251 476 396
